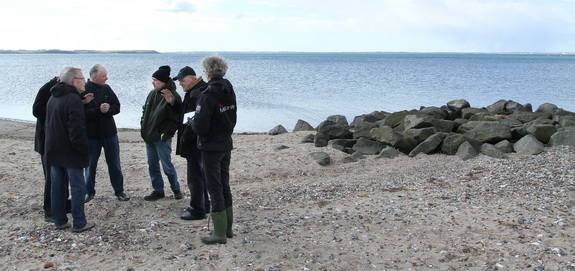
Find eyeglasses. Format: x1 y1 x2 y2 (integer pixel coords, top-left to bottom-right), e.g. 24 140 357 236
74 77 85 81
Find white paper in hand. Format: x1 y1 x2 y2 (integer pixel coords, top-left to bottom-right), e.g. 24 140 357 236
183 111 195 124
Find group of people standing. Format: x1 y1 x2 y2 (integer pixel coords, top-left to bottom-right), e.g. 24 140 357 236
33 55 237 244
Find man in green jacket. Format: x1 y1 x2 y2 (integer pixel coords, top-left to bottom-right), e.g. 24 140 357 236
140 65 183 201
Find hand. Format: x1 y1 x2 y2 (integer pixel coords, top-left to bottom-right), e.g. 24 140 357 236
83 93 94 104
160 89 175 105
100 103 110 113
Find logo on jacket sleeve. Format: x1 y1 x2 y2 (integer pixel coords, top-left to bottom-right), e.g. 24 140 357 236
195 105 201 113
219 103 235 113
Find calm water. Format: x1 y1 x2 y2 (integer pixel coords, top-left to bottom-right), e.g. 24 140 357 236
1 52 574 132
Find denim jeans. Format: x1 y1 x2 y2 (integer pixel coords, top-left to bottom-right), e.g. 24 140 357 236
186 155 210 216
41 154 70 216
85 135 124 196
201 150 232 213
51 166 87 229
146 139 180 192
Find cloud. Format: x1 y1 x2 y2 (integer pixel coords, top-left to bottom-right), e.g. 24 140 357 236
166 1 197 13
1 0 574 52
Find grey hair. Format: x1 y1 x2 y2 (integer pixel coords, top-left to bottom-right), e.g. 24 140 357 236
89 64 104 79
59 67 82 84
202 55 228 79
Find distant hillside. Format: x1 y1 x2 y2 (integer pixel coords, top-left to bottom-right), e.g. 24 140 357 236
0 49 160 54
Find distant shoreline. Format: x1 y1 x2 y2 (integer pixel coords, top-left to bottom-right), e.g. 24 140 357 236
0 49 160 54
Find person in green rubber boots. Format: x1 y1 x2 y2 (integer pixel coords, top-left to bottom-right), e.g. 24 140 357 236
190 55 236 244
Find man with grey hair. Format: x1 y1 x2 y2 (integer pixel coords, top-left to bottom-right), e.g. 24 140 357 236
83 64 129 203
191 55 237 244
45 67 95 233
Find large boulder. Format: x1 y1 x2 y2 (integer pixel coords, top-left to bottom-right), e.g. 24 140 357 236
495 140 514 153
463 122 512 143
383 110 416 129
431 119 455 132
486 99 530 114
446 99 471 113
293 119 315 132
309 152 330 166
524 124 557 144
485 99 509 114
352 137 386 155
507 111 549 123
535 103 558 114
554 115 575 127
314 120 353 147
350 111 386 127
268 125 288 135
418 106 449 119
408 132 447 157
440 133 482 155
403 114 436 130
328 139 357 154
352 121 378 139
404 127 438 143
549 129 575 147
480 143 508 159
326 115 349 126
370 126 418 154
513 134 545 155
456 141 479 160
461 108 490 120
377 146 403 159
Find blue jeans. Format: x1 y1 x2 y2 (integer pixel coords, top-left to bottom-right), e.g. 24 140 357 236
85 135 124 196
146 139 180 192
202 150 232 213
51 166 87 229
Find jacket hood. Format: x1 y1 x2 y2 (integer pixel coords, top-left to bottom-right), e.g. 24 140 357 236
207 78 235 105
50 82 79 98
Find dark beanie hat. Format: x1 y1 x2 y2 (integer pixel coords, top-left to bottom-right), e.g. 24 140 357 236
152 65 171 83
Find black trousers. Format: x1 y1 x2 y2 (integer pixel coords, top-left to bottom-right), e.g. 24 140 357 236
201 150 232 213
185 155 210 215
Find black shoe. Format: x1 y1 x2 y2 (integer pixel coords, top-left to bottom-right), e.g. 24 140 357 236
180 213 206 221
85 194 95 203
173 190 184 200
144 191 165 201
116 192 130 201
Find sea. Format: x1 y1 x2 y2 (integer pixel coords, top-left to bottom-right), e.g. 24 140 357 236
1 52 574 133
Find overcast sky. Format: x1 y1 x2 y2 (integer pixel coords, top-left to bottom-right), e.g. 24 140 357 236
2 0 574 52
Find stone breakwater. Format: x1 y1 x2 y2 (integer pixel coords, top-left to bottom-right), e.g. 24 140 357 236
269 99 575 165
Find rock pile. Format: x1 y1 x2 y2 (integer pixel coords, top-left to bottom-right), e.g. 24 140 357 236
269 99 575 165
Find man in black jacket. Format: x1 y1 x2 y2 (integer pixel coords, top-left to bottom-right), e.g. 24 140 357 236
83 64 129 203
163 66 210 220
45 67 95 233
33 76 69 221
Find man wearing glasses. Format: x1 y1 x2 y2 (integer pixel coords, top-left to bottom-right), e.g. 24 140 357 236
45 67 96 233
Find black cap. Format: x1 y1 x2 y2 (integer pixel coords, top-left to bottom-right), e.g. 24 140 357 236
152 65 171 83
173 66 196 80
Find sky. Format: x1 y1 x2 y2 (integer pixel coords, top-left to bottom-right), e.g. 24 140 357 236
2 0 575 53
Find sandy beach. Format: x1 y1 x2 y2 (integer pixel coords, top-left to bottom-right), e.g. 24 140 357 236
0 118 574 270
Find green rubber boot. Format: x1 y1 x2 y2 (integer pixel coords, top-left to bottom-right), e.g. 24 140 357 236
226 206 234 238
202 211 227 245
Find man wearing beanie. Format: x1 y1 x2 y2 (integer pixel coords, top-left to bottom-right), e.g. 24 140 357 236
140 65 183 201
